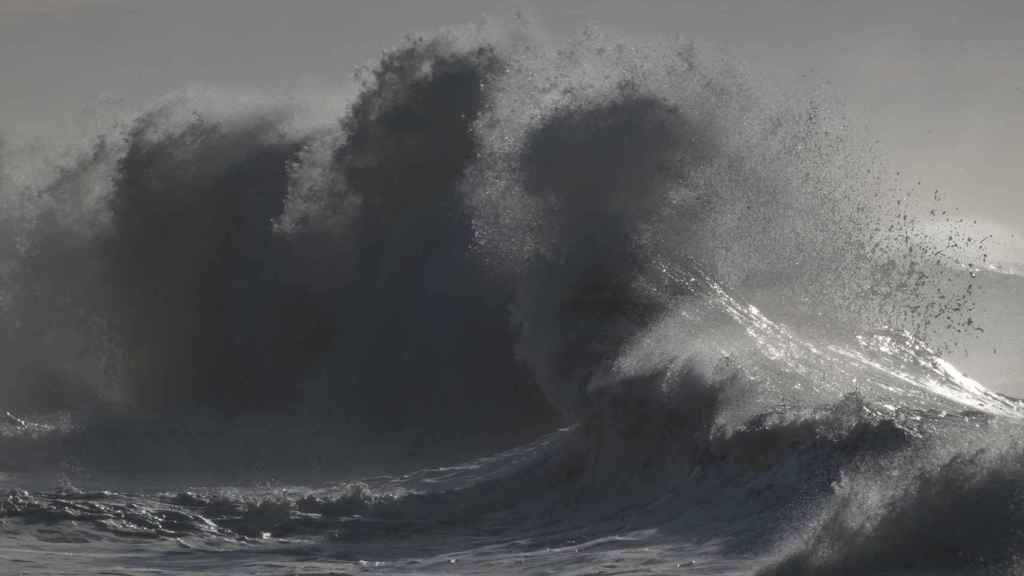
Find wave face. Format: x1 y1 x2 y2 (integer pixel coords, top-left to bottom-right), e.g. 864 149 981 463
1 23 1021 576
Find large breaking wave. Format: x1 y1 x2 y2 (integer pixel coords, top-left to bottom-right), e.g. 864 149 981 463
1 22 1021 575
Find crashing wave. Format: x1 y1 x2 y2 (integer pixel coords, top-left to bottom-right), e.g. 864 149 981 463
0 21 1018 575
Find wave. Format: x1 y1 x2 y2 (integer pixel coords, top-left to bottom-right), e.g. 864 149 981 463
0 21 1019 575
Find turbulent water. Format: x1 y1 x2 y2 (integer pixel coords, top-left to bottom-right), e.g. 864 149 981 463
2 22 1024 575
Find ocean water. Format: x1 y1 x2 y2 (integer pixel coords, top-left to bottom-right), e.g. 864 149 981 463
2 23 1023 575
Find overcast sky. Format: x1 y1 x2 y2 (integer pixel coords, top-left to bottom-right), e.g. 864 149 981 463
2 0 1022 258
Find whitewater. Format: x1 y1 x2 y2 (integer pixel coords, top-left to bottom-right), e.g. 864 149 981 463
2 22 1024 575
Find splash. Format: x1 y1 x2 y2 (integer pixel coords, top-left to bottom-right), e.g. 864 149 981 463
0 22 997 448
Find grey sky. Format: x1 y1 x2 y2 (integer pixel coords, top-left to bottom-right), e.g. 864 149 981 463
2 0 1022 256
